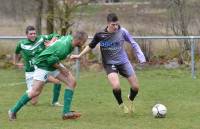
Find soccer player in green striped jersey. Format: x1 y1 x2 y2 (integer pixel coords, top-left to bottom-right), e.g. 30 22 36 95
14 25 63 106
9 30 88 120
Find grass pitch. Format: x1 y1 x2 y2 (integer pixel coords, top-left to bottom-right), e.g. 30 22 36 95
0 67 200 129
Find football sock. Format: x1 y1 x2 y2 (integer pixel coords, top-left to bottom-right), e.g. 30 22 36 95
52 83 61 104
11 92 31 113
112 89 123 105
129 88 138 101
63 89 74 114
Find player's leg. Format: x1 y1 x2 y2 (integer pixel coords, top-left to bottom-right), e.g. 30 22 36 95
126 74 139 113
55 71 81 119
30 96 39 105
47 76 63 106
8 80 45 121
25 72 39 105
104 64 128 113
8 91 31 121
107 72 122 104
127 74 139 101
107 72 129 114
119 62 139 113
8 68 47 121
52 83 62 106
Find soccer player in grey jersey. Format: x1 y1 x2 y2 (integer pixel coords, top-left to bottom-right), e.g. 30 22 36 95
71 13 146 114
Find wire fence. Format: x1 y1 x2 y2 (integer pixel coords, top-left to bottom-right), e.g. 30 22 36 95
0 35 200 79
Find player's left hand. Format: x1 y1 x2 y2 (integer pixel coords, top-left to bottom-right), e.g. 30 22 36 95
136 62 147 70
15 63 24 69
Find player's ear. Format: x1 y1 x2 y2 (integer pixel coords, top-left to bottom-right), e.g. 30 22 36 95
73 39 79 47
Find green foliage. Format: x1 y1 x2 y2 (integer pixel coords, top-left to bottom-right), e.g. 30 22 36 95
1 68 200 129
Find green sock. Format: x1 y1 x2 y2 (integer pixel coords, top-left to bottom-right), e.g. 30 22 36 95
52 83 61 104
11 92 31 113
63 89 74 114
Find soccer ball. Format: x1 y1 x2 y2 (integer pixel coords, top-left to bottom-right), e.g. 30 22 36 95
152 104 167 118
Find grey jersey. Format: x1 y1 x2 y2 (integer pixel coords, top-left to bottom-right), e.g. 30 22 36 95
89 27 146 65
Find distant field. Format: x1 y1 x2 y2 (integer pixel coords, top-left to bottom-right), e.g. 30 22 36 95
0 68 200 129
1 1 200 60
0 41 17 56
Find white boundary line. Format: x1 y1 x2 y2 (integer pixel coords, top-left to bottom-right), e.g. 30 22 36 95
0 72 103 88
0 82 25 88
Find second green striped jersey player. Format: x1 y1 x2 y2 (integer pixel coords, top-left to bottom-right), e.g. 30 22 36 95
9 31 88 121
15 31 59 72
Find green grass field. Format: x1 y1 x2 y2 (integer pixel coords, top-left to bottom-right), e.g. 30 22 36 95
1 68 200 129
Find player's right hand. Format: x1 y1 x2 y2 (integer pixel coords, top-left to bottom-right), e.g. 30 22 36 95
70 55 80 60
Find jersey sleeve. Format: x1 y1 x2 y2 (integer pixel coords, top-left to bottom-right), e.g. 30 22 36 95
41 33 60 41
89 33 100 49
15 41 22 54
122 28 146 63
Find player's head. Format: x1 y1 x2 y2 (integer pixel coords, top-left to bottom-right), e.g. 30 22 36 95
26 25 37 41
106 13 119 33
72 31 88 48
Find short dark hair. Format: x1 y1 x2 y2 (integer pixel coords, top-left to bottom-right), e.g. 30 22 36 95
74 31 88 41
107 13 118 22
25 25 35 34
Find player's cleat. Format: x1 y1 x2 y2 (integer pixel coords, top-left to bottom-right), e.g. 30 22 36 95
127 94 135 113
119 103 129 114
8 110 17 121
62 111 81 120
52 102 63 107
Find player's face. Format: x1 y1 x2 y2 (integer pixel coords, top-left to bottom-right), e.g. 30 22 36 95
107 21 119 33
27 30 36 41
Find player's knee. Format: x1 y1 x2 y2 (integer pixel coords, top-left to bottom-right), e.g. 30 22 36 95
54 80 61 84
67 79 76 88
135 87 139 91
133 84 139 91
31 100 38 105
113 86 121 91
112 83 120 90
71 80 76 88
30 90 40 98
36 91 41 96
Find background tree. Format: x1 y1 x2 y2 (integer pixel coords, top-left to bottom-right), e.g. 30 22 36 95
46 0 54 34
167 0 192 64
35 0 43 35
54 0 89 35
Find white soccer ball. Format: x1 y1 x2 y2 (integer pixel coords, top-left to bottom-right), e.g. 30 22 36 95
152 104 167 118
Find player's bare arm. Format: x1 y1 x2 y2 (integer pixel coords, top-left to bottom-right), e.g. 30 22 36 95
70 45 91 60
13 54 24 68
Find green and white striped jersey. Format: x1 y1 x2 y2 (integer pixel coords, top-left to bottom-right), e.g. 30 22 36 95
15 33 60 72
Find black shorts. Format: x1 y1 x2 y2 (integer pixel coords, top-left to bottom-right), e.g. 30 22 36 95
103 62 135 78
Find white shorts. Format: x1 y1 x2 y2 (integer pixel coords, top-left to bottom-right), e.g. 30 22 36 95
25 72 34 92
33 68 60 82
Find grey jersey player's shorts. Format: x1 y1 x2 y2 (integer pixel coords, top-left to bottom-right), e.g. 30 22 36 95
103 62 135 78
